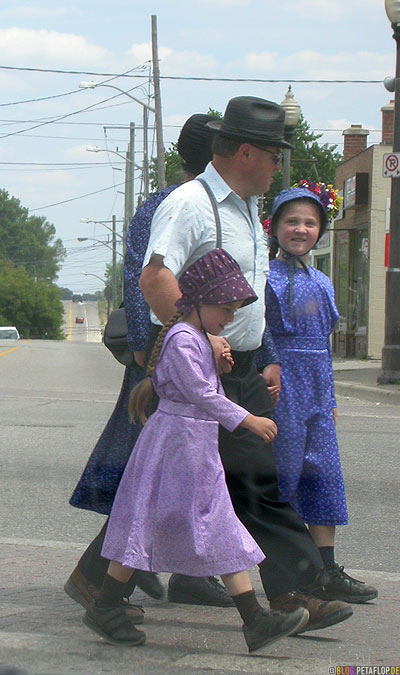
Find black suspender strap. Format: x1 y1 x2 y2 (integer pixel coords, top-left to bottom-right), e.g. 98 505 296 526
196 178 222 248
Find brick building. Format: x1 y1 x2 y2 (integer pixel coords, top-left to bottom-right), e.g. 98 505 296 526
332 102 394 358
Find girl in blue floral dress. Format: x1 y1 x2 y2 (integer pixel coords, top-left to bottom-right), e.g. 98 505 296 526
257 183 378 604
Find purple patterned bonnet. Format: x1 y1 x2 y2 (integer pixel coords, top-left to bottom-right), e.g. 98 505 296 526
175 248 257 314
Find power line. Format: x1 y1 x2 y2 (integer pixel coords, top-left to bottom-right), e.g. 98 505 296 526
0 88 82 107
29 179 127 211
0 161 124 166
0 64 384 84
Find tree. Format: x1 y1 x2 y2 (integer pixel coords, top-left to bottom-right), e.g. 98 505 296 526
148 112 342 215
0 189 65 282
104 260 123 310
57 286 73 300
262 115 343 217
0 257 64 339
149 109 223 193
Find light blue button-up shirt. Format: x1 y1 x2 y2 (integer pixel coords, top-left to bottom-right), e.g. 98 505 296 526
143 162 269 351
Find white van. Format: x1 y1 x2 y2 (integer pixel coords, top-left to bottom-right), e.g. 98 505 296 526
0 326 20 340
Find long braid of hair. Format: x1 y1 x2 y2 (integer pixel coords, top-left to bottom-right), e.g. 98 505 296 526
268 236 279 261
128 310 184 425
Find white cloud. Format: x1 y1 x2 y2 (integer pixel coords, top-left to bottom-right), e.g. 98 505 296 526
242 48 392 81
0 28 110 66
244 51 279 71
64 144 94 160
0 6 70 19
283 0 379 19
127 42 172 65
127 41 216 74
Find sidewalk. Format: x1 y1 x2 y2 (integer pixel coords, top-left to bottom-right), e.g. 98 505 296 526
333 358 400 404
0 538 399 675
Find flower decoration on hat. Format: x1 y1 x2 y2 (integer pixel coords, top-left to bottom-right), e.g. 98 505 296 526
293 180 342 220
262 218 272 237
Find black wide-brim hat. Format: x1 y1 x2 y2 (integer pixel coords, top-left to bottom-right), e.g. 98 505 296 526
207 96 293 150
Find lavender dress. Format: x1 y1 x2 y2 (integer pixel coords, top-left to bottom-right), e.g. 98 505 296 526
102 323 265 576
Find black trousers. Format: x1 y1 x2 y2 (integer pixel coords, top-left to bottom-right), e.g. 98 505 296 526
219 350 323 599
77 326 323 600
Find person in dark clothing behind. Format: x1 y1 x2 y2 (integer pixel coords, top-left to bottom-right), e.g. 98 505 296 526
66 113 241 613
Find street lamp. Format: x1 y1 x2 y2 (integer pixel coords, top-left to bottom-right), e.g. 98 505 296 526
86 146 140 250
77 236 123 257
379 0 400 383
82 272 109 318
80 217 124 241
79 80 165 196
280 86 301 189
86 146 142 171
78 217 123 311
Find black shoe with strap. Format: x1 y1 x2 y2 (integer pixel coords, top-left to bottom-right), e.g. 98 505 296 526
64 567 145 623
310 563 378 604
83 601 146 647
168 574 234 607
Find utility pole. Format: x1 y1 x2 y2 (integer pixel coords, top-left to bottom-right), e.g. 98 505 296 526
112 215 117 310
143 108 149 199
151 14 166 190
123 122 135 256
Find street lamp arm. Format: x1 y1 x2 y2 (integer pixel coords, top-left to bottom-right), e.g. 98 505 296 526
86 146 142 171
79 81 156 113
80 218 124 240
82 272 106 284
77 237 124 257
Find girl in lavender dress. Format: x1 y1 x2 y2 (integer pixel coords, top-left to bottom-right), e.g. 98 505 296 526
82 248 308 653
258 183 377 605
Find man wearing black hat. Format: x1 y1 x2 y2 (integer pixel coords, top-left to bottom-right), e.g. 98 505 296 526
140 96 353 633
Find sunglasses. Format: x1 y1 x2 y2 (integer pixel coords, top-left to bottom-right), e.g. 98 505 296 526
252 146 283 166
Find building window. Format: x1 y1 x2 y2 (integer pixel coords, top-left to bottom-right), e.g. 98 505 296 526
334 230 349 333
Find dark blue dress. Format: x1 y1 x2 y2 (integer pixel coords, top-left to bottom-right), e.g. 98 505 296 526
259 259 348 526
69 186 177 515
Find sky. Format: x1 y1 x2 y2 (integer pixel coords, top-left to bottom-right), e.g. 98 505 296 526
0 0 395 292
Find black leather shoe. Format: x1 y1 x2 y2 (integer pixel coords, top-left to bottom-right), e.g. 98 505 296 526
310 564 378 604
168 574 234 606
133 570 164 600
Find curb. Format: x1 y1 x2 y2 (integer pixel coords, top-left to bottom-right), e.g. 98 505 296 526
334 379 400 404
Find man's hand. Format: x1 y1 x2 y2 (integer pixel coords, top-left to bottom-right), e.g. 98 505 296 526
261 363 281 406
240 414 278 443
208 334 234 374
134 351 146 368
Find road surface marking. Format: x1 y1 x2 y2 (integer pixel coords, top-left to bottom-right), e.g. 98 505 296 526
0 346 18 358
67 300 72 341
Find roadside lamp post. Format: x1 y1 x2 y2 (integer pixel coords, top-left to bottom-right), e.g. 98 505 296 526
79 81 163 198
85 147 140 252
280 86 301 190
81 272 109 318
379 0 400 383
77 219 123 311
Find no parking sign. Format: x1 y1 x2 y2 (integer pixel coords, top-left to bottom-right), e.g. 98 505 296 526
383 152 400 177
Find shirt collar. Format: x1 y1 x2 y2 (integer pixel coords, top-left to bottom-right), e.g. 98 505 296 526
201 162 236 204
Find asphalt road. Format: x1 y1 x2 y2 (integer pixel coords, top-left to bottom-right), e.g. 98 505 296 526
0 337 399 672
1 337 399 570
61 300 103 343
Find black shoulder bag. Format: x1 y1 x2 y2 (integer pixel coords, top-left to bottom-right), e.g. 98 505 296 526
103 179 221 366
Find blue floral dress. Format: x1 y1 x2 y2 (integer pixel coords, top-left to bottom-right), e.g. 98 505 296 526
69 186 177 515
258 259 348 526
